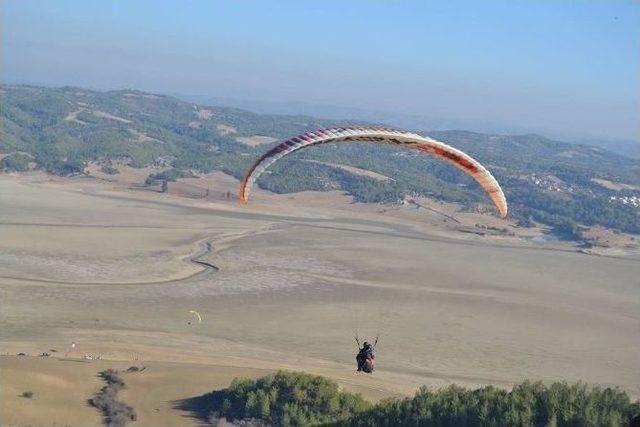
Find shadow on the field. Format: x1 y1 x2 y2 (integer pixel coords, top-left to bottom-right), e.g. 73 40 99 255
173 390 225 426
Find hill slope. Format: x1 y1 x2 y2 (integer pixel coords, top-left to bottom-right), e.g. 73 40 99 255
1 84 639 237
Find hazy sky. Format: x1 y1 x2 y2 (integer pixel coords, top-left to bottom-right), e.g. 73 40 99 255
2 0 639 141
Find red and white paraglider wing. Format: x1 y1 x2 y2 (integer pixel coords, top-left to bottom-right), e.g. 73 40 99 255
408 135 508 218
238 127 507 218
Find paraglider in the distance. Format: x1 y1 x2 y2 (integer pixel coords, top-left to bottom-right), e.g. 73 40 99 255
238 126 508 218
355 337 377 373
188 310 202 325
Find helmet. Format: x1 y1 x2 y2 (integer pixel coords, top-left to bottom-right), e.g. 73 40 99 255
363 342 370 347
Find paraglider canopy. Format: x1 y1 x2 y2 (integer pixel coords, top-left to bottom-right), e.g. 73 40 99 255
188 310 202 324
238 127 507 218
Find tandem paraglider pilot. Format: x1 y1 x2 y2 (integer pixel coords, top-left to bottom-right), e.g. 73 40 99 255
356 340 376 373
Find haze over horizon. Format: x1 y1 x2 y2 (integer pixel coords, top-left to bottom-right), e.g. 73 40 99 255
2 0 638 146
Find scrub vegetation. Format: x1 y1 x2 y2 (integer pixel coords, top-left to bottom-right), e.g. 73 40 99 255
88 369 137 427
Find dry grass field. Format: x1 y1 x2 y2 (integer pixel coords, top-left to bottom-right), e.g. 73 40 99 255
1 171 639 426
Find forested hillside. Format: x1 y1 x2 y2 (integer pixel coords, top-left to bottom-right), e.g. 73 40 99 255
1 84 639 237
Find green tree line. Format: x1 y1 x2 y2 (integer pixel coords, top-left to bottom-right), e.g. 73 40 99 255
195 371 639 427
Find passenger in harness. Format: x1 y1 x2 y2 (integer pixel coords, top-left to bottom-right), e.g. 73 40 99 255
355 339 376 373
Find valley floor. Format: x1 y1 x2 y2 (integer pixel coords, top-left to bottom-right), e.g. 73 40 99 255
1 172 639 426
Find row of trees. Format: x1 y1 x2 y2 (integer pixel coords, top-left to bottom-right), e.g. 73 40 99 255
0 152 32 172
349 382 639 427
200 371 639 427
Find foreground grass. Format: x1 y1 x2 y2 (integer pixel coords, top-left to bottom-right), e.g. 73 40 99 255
190 371 639 427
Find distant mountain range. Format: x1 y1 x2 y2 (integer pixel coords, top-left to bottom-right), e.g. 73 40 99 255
173 92 639 159
1 84 639 238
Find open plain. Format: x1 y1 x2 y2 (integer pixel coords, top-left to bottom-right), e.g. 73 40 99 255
1 172 639 426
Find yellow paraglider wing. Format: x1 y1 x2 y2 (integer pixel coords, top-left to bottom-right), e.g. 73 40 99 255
188 310 202 323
